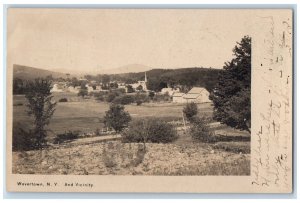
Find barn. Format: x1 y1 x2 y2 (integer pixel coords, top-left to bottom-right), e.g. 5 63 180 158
172 93 186 103
183 87 211 103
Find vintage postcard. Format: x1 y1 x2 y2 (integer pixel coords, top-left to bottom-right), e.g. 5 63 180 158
6 8 293 193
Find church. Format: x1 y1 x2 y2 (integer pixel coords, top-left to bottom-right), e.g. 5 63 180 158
130 72 148 91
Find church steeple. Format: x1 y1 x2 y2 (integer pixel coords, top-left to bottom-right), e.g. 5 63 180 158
145 72 147 83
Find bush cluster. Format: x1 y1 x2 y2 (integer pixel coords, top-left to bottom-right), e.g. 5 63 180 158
58 98 68 102
153 93 171 102
122 118 177 143
113 95 135 105
189 117 215 143
53 131 80 144
183 102 198 122
13 126 36 151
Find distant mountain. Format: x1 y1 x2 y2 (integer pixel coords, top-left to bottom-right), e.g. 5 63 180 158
13 64 68 80
100 64 152 74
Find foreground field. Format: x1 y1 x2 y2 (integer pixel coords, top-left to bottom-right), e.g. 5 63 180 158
13 140 250 176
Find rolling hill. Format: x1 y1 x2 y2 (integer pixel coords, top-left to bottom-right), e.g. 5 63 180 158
100 64 152 74
13 64 68 80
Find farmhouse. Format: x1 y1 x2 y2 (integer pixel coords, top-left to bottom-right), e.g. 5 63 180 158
67 86 80 93
183 87 210 103
172 87 211 103
161 88 180 96
51 82 67 93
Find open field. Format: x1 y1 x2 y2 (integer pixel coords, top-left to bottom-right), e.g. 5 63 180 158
13 94 213 136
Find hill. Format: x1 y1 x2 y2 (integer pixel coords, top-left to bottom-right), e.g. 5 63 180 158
108 67 222 92
100 64 152 74
13 64 222 93
13 64 68 80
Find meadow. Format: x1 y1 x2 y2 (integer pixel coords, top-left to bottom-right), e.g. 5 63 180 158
13 93 213 136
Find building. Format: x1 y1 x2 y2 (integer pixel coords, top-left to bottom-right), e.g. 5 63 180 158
67 86 80 93
183 87 211 103
161 87 180 96
172 93 186 103
130 72 148 91
50 82 67 93
172 87 211 103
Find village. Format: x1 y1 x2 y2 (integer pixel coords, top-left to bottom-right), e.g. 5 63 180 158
50 72 211 104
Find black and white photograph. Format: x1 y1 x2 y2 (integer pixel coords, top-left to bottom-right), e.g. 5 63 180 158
5 8 293 193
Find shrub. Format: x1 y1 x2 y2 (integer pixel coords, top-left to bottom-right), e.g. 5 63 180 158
183 102 198 122
95 128 101 136
106 92 119 102
53 131 79 144
148 91 155 100
135 93 149 103
93 91 107 101
58 98 68 102
189 117 215 143
126 85 135 93
113 95 135 105
122 118 177 143
13 127 36 151
153 93 171 102
136 100 143 106
77 86 88 98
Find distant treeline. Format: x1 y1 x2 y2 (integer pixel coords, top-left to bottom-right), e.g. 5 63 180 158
13 78 28 95
86 67 223 92
13 67 222 94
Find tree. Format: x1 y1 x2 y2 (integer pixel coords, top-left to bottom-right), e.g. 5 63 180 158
102 74 110 85
109 82 118 89
104 104 131 133
210 36 251 132
147 78 168 92
126 85 134 93
136 85 143 91
13 78 27 95
25 78 57 149
148 91 155 100
183 102 198 122
78 84 88 98
189 117 215 143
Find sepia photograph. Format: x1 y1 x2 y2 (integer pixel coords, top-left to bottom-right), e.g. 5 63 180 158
6 8 293 193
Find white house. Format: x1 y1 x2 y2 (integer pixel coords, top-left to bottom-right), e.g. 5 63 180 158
51 84 63 92
161 87 180 96
85 84 94 93
183 87 211 103
67 86 80 93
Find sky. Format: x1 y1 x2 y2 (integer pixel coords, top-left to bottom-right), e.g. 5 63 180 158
7 9 253 74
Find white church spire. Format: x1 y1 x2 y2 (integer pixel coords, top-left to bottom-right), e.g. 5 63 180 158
145 72 147 83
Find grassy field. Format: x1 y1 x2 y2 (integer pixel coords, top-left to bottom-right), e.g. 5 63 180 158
13 93 213 136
